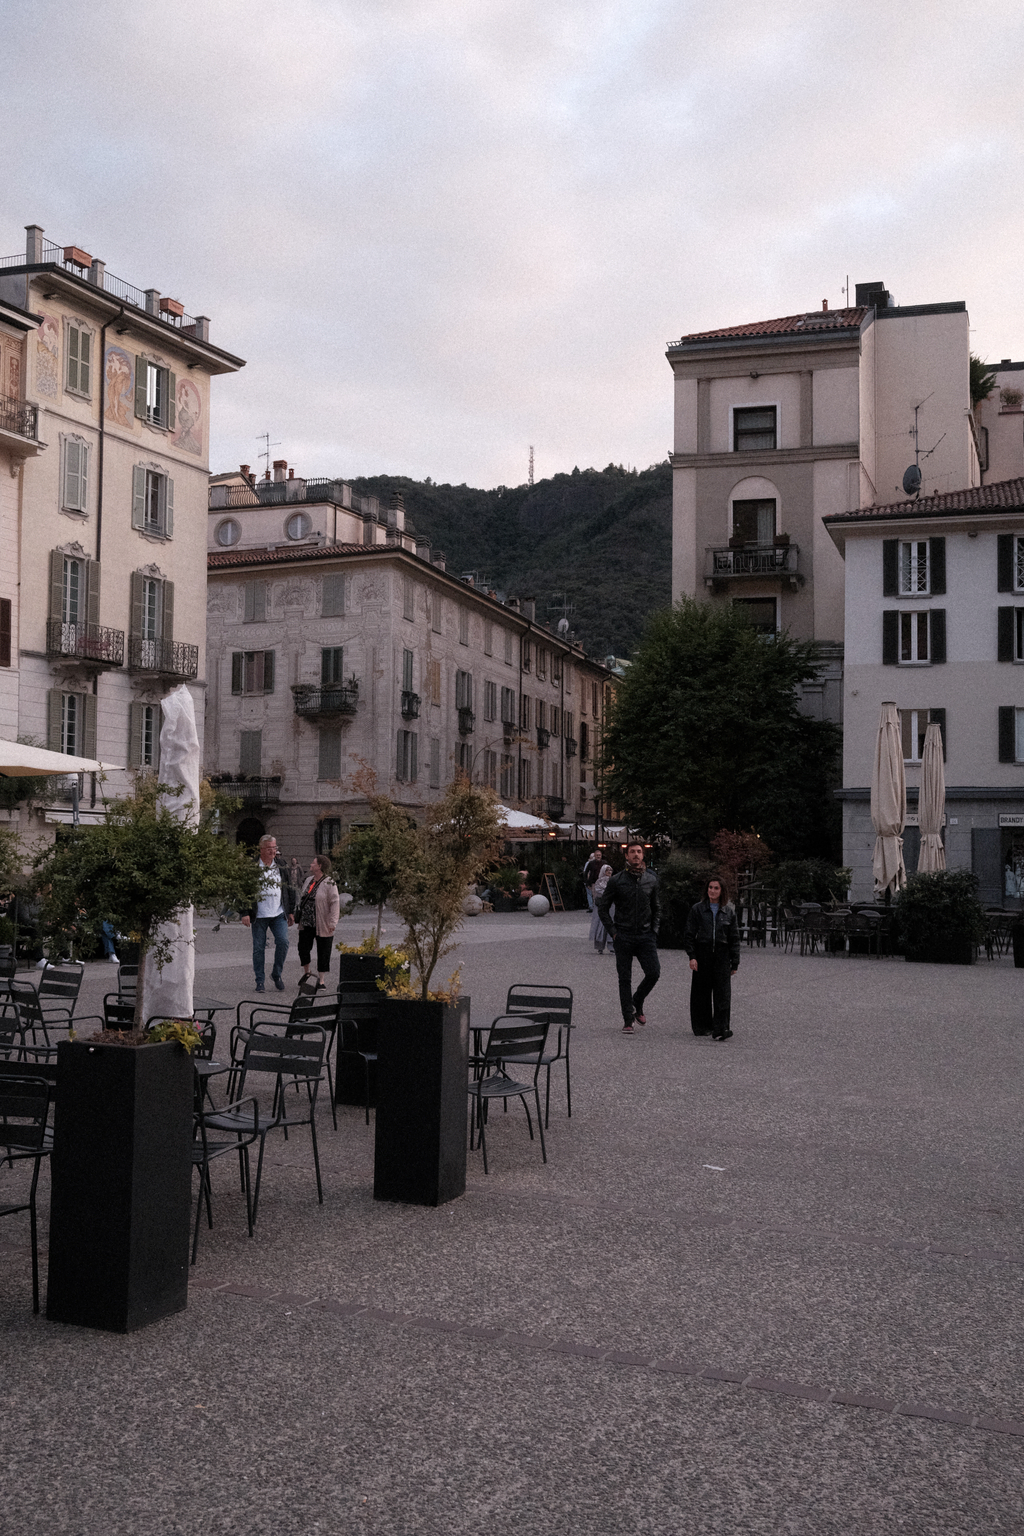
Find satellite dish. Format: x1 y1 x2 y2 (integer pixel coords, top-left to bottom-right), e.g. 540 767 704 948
903 465 922 496
557 617 569 637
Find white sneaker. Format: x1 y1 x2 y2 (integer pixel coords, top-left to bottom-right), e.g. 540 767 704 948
108 953 120 963
35 958 49 970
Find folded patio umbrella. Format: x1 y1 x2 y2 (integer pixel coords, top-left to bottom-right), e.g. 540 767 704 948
871 701 906 896
917 720 946 873
0 740 120 776
141 685 199 1025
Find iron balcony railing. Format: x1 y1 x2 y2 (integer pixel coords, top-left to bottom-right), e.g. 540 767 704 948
46 619 124 667
292 683 359 719
705 543 799 579
210 777 281 805
545 795 566 821
564 737 578 758
0 394 39 441
401 690 420 719
536 726 551 749
127 637 199 679
458 706 475 735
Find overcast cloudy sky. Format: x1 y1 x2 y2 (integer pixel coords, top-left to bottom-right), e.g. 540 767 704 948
4 0 1023 487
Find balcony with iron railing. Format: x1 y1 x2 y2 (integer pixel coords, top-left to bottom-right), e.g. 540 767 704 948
704 541 801 585
401 690 420 720
207 776 282 806
46 619 124 668
0 393 40 443
458 706 475 736
536 726 551 749
127 637 199 679
292 682 360 720
564 737 577 758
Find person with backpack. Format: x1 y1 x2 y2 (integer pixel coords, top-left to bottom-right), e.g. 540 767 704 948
296 854 341 989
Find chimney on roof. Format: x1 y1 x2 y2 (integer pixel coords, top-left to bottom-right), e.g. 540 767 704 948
855 281 890 310
240 463 251 482
25 225 45 264
273 459 287 483
822 300 828 312
288 467 294 480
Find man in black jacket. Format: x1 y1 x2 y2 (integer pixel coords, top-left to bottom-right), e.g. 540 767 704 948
597 842 661 1034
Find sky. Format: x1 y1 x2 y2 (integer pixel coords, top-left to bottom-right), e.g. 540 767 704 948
4 0 1024 488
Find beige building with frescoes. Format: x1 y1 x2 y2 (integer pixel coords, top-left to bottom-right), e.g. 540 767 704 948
0 222 243 839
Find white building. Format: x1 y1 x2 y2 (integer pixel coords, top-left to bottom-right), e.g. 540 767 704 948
825 476 1024 904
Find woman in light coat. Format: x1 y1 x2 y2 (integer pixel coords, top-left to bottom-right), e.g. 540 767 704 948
588 864 614 954
297 854 341 989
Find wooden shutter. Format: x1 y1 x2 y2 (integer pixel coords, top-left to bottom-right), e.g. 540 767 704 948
928 537 946 595
162 581 174 642
322 574 345 616
997 534 1014 592
262 651 275 693
79 329 91 396
129 571 145 639
132 466 146 529
48 549 64 622
135 358 147 419
998 606 1015 662
63 439 85 509
930 609 946 664
882 540 898 596
409 733 418 781
167 372 176 431
231 652 243 694
929 707 947 759
46 690 62 751
999 706 1016 762
128 702 143 769
82 693 97 761
67 326 79 391
0 598 10 668
319 728 341 780
882 610 899 665
86 560 100 627
239 730 262 776
164 477 174 538
244 580 266 623
396 731 404 779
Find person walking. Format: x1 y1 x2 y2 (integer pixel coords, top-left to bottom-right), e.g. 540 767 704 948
583 849 602 912
588 863 614 953
242 834 296 992
297 854 341 989
597 842 661 1035
683 876 740 1041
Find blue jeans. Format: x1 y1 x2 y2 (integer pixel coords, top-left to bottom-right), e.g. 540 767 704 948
251 913 289 986
613 931 661 1024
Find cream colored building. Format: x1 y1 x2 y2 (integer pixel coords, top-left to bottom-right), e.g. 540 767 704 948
667 282 980 721
205 466 612 854
0 222 242 836
826 477 1024 904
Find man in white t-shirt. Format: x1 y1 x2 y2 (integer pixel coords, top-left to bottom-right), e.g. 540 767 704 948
242 834 296 992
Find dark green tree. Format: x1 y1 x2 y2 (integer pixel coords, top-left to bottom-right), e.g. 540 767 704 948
33 779 260 1026
601 599 841 859
344 823 402 946
970 354 998 407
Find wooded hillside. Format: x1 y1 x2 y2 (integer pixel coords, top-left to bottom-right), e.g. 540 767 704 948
350 462 672 661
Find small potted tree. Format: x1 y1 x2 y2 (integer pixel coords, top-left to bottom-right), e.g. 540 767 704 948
368 778 502 1206
33 779 259 1332
894 869 986 966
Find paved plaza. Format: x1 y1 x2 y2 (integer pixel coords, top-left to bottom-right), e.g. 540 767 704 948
3 910 1024 1534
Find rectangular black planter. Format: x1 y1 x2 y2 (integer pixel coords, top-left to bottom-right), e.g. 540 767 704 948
47 1039 193 1333
336 954 386 1107
373 996 469 1206
904 940 975 965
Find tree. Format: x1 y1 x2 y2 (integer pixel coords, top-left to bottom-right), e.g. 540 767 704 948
345 823 402 945
601 599 842 859
33 779 261 1026
367 777 503 999
970 354 998 408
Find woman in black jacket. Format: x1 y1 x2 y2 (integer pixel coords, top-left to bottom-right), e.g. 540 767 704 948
683 876 740 1041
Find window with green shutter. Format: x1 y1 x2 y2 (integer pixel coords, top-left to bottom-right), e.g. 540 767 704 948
231 650 275 695
243 580 267 623
239 730 262 776
318 727 341 780
131 466 173 537
135 359 175 429
61 438 89 512
322 574 345 617
321 647 344 685
65 323 92 396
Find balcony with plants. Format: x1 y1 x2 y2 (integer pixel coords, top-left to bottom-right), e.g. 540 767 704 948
292 680 360 721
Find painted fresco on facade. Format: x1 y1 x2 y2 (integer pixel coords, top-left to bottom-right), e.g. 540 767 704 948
35 315 59 397
172 377 202 454
104 346 134 426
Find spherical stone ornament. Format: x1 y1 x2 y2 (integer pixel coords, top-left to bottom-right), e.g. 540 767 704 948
463 895 484 917
527 894 551 918
339 892 354 908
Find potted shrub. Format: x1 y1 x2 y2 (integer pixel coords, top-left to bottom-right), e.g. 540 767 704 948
47 1021 203 1333
333 939 408 1109
894 869 986 965
487 863 524 912
365 778 502 1205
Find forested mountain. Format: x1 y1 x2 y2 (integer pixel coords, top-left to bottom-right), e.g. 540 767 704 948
350 462 672 661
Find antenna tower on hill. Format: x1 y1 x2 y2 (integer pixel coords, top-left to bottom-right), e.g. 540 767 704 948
528 446 534 487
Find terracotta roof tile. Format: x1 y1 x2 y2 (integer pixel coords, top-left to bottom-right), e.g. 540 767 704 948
208 542 380 568
671 307 868 345
824 476 1024 524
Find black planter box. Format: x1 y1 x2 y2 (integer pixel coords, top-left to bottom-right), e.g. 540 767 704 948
1013 926 1024 969
336 954 386 1107
373 996 469 1206
47 1039 193 1333
904 939 975 966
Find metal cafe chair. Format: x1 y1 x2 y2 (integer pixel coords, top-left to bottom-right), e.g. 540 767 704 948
37 961 84 1029
191 1075 260 1265
0 1076 52 1312
468 1015 551 1175
504 983 574 1127
232 992 343 1129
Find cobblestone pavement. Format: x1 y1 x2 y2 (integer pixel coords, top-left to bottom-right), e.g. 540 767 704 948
3 911 1024 1534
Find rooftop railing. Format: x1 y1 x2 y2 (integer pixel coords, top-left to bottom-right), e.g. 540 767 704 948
1 240 203 334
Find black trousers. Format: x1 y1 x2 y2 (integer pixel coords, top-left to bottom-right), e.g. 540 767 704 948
613 931 661 1024
689 946 733 1036
298 928 333 974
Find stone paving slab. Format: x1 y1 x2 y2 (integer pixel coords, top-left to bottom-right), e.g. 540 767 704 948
3 910 1024 1532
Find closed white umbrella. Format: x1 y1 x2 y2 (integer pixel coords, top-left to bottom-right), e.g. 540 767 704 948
141 685 200 1024
871 701 906 896
917 720 946 873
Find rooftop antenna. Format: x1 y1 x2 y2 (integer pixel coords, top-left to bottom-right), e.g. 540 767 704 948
902 394 945 496
842 274 850 307
528 446 534 487
257 430 281 479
